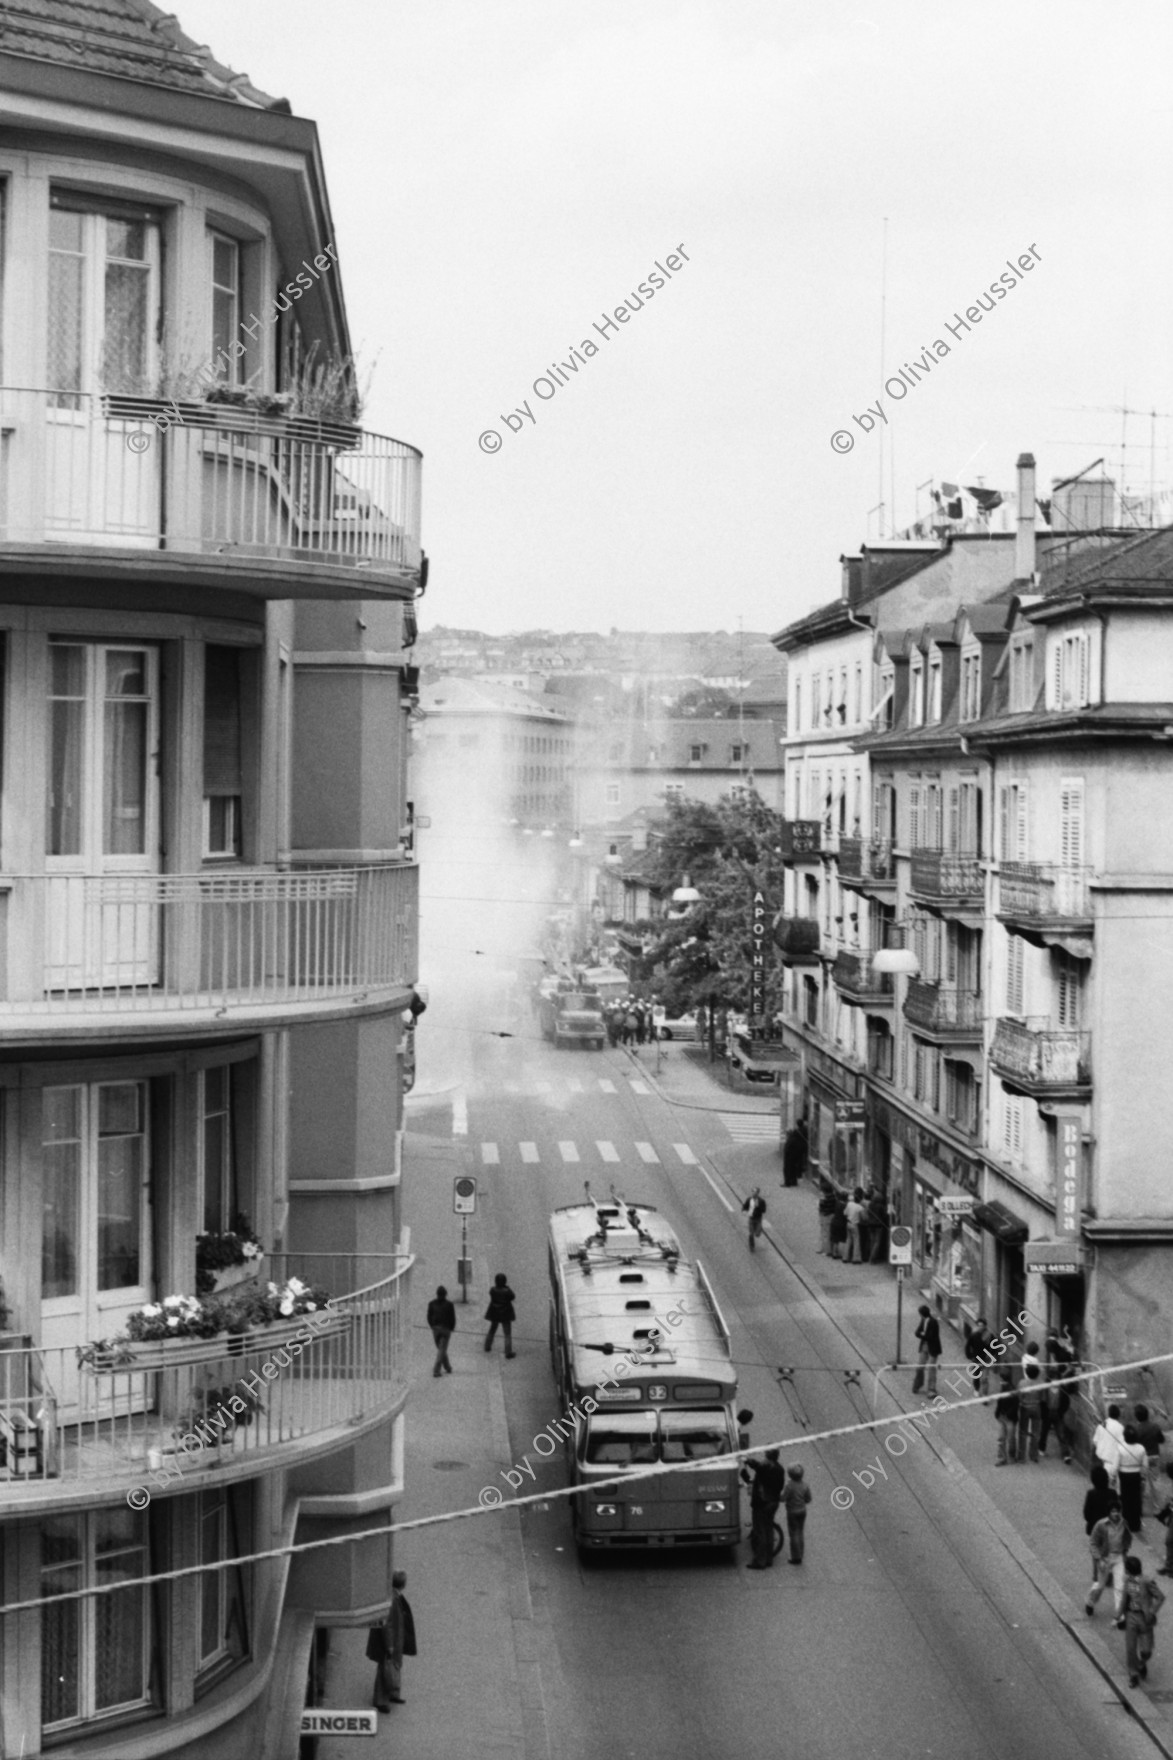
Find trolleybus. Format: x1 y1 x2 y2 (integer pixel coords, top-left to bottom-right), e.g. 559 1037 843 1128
548 1188 746 1551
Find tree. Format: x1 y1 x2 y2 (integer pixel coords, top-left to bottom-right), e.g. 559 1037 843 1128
642 792 789 1017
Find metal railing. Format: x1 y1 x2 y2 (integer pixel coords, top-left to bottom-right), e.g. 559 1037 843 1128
999 863 1091 920
0 388 422 578
831 949 893 1000
0 1255 411 1495
990 1016 1091 1087
0 863 417 1020
837 836 895 884
909 850 984 900
903 979 982 1035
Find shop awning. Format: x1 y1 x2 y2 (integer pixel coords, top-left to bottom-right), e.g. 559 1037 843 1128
971 1200 1029 1245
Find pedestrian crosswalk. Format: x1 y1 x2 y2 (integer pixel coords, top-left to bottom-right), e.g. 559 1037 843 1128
718 1112 779 1145
474 1139 705 1168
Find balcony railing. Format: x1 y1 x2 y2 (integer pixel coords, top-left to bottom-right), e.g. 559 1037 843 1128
772 916 821 960
837 836 895 885
831 948 893 1003
990 1016 1091 1091
0 863 417 1035
909 850 984 902
904 979 982 1038
0 388 422 587
999 863 1092 922
0 1253 411 1508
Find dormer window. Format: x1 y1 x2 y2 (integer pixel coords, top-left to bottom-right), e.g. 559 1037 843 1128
928 658 942 723
689 743 705 763
1050 630 1092 710
730 743 744 764
910 659 925 727
1008 635 1034 713
960 650 982 722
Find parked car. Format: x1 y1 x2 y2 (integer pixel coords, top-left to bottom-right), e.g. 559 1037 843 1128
652 1007 699 1042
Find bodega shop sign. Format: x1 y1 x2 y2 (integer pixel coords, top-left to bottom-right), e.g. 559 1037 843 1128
301 1708 376 1735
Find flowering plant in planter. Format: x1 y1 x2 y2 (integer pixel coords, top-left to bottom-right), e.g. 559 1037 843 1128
217 1276 329 1333
79 1277 331 1366
195 1216 264 1295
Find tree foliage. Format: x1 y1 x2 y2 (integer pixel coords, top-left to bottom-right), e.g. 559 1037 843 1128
642 792 789 1015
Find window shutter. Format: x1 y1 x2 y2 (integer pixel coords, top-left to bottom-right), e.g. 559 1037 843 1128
947 786 960 852
1060 779 1084 868
910 785 920 849
1015 783 1028 860
203 646 243 797
1006 933 1024 1015
1056 952 1080 1028
1078 634 1090 705
999 787 1010 861
945 930 958 984
1051 639 1063 709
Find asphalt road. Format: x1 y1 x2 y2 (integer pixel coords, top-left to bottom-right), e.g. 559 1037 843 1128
418 1020 1158 1760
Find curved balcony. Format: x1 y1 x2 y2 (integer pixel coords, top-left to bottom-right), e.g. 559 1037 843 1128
903 979 982 1042
772 915 821 963
990 1016 1091 1099
837 836 895 893
0 387 422 599
0 1253 412 1514
831 948 893 1006
0 863 417 1043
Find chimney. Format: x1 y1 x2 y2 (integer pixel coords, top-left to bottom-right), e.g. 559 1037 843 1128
1015 452 1036 581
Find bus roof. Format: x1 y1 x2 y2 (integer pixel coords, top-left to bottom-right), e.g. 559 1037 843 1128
549 1196 734 1396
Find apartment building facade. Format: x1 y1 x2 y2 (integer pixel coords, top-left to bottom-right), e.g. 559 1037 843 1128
0 11 422 1754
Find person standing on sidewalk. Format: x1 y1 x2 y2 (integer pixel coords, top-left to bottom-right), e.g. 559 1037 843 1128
912 1305 941 1397
844 1189 866 1264
484 1273 517 1358
1093 1405 1126 1492
1016 1364 1045 1463
1133 1404 1166 1511
1042 1329 1075 1462
781 1464 812 1563
965 1317 993 1396
995 1371 1020 1465
427 1284 456 1377
1086 1499 1132 1622
829 1196 848 1261
817 1181 836 1254
1156 1463 1173 1578
1085 1464 1115 1534
369 1571 416 1711
742 1448 787 1569
1122 1554 1165 1688
866 1186 888 1263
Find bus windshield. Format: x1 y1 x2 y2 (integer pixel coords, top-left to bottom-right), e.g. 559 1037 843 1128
658 1411 731 1462
583 1411 731 1465
583 1413 658 1465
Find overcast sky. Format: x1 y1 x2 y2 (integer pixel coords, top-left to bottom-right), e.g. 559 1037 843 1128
175 0 1173 636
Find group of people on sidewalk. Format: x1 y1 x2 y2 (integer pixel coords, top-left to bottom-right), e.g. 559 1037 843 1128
426 1273 517 1374
816 1179 889 1263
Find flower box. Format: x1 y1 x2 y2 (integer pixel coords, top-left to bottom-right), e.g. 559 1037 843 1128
206 1259 263 1295
81 1306 346 1374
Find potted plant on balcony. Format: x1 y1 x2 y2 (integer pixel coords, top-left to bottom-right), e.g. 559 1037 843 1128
78 1276 336 1372
196 1215 264 1296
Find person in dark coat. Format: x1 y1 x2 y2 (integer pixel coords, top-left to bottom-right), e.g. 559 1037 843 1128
828 1198 848 1261
741 1448 787 1568
965 1316 993 1396
1042 1328 1075 1462
1084 1463 1115 1534
426 1284 456 1377
866 1187 887 1262
912 1305 942 1397
370 1570 416 1711
995 1371 1020 1465
484 1273 517 1357
782 1123 808 1188
816 1182 837 1255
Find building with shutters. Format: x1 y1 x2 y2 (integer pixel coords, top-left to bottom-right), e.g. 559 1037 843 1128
0 8 423 1754
774 458 1173 1405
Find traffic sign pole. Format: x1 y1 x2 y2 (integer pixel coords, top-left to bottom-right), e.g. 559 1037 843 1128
895 1266 905 1365
461 1215 469 1303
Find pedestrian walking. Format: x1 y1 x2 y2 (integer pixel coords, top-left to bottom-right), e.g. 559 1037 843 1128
1086 1499 1132 1621
829 1197 848 1261
1133 1404 1166 1511
965 1317 993 1396
1118 1425 1149 1534
1122 1554 1165 1687
484 1273 517 1357
742 1447 787 1569
426 1284 456 1377
912 1304 942 1397
1017 1364 1046 1463
368 1570 416 1711
817 1182 836 1254
1156 1463 1173 1577
1084 1464 1115 1534
866 1186 888 1262
1093 1405 1126 1492
995 1370 1020 1465
743 1187 767 1251
781 1464 812 1563
844 1189 866 1263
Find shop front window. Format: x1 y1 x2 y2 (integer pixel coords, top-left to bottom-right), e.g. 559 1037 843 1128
934 1217 981 1305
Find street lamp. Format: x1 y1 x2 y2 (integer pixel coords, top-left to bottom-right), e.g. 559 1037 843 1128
872 947 920 976
672 875 701 906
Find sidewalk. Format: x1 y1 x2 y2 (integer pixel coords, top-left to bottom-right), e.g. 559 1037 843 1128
316 1132 550 1760
631 1041 1173 1754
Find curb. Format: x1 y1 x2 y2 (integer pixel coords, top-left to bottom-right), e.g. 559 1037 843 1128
621 1044 779 1118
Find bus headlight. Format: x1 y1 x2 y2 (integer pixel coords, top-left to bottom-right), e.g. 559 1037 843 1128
703 1501 726 1514
595 1503 618 1516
